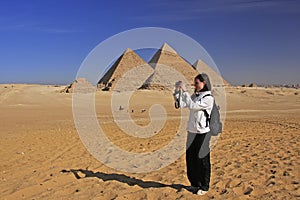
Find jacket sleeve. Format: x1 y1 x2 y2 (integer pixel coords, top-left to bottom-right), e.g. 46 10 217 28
173 91 187 108
182 91 213 111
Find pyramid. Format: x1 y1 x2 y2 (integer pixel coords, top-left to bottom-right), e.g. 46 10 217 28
140 63 195 91
192 59 230 86
98 48 154 91
62 78 94 93
141 43 199 90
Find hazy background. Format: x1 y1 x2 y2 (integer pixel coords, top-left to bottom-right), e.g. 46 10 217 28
0 0 299 85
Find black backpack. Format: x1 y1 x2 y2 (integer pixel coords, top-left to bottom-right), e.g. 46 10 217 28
201 94 222 136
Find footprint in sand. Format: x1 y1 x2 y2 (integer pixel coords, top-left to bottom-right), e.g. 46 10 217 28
269 160 279 165
283 171 290 176
291 181 299 185
229 179 242 188
266 181 275 187
244 187 253 195
225 161 232 167
219 189 227 195
267 175 275 180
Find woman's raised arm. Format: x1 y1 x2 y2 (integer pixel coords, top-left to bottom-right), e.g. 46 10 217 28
182 91 213 111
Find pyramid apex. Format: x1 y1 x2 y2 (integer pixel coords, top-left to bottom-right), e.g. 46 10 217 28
193 59 204 67
160 43 177 54
123 48 134 54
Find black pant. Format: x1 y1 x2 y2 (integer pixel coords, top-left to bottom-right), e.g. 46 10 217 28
186 132 211 191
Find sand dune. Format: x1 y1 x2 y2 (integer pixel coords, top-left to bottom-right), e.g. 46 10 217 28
0 84 299 199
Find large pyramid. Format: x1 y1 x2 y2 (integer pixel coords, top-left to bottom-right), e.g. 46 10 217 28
192 59 230 86
140 43 199 90
97 48 154 91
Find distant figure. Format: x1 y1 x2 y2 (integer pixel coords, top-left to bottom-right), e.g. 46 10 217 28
141 109 146 113
173 73 213 196
119 105 124 111
131 109 134 113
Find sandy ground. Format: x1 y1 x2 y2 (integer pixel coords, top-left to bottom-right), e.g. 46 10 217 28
0 84 299 199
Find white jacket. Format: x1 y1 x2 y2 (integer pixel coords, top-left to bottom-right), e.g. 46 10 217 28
174 90 214 134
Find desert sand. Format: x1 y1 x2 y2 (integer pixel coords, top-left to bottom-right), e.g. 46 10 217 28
0 84 299 199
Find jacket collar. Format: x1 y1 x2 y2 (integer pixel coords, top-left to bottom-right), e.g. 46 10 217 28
194 90 212 98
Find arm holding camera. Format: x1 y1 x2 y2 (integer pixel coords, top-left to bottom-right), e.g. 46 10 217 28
179 82 213 111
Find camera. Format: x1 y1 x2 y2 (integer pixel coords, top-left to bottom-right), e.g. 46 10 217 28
175 81 182 88
175 81 182 87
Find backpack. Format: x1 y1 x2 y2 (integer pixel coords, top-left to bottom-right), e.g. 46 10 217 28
201 94 222 136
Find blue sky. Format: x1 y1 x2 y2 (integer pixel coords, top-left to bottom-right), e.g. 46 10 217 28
0 0 299 85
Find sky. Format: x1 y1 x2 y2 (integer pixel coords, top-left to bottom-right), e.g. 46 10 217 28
0 0 299 85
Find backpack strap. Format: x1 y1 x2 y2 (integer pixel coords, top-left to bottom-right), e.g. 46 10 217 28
202 94 212 98
200 93 212 128
203 109 210 127
174 99 180 109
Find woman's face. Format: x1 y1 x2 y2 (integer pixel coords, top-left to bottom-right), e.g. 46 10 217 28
194 78 205 91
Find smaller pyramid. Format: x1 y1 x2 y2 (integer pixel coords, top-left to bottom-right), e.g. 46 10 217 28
62 78 94 93
98 48 154 91
193 59 230 86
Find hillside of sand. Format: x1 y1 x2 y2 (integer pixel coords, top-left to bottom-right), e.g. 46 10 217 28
0 84 299 199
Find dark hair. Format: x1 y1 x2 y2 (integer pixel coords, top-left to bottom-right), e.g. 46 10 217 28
194 73 211 92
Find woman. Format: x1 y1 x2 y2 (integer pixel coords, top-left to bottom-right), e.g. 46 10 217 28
173 73 214 195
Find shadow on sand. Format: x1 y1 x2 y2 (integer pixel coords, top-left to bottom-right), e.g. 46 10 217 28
61 168 188 192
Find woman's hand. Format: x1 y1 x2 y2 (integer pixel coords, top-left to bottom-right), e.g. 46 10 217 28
180 82 186 92
175 84 180 92
175 81 182 92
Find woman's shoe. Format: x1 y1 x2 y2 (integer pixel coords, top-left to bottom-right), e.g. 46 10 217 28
185 186 199 193
197 189 208 195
